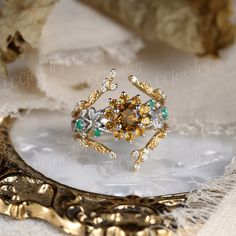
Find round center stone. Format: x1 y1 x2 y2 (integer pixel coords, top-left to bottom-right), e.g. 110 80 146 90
121 108 138 125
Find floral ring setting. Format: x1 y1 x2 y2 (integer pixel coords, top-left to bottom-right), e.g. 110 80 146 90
71 69 169 171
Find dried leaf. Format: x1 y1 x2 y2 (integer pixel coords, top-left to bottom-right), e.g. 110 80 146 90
0 0 58 51
146 127 168 150
81 0 235 55
88 90 101 106
0 0 58 76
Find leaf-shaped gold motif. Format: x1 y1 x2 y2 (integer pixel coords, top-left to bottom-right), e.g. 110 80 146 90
138 82 154 96
146 125 168 150
74 133 111 154
87 90 102 107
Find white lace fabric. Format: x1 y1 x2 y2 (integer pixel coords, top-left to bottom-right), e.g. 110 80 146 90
26 0 143 108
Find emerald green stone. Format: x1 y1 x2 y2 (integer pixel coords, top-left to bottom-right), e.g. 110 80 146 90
148 99 156 108
76 119 84 131
94 128 101 137
161 107 169 120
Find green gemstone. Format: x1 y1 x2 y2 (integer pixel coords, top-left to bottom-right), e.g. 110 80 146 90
76 119 84 130
148 99 156 108
161 107 168 120
94 128 101 137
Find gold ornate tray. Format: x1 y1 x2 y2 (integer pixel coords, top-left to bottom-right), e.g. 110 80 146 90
0 115 187 235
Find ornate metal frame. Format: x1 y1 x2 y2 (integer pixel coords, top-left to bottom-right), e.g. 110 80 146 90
0 115 187 235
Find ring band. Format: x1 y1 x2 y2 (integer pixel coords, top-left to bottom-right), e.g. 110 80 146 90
71 69 168 171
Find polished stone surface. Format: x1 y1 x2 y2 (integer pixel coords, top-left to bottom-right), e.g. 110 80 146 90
10 110 235 197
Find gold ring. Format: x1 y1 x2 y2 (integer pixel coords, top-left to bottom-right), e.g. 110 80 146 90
71 69 169 171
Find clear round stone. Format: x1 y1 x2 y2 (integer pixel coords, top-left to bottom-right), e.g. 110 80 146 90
132 150 139 158
110 68 116 77
88 108 96 119
129 75 138 83
100 85 107 92
109 152 117 159
141 148 149 161
153 118 164 129
134 163 140 171
143 148 149 156
110 83 118 90
142 155 148 161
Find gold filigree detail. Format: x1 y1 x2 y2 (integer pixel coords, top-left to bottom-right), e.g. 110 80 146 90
146 123 169 150
74 132 113 156
72 69 117 118
132 124 168 171
128 75 165 103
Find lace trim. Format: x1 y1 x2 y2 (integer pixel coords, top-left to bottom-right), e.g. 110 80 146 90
165 158 236 235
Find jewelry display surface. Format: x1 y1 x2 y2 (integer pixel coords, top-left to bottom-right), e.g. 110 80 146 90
11 110 235 197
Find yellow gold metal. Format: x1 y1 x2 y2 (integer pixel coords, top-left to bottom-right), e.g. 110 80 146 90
74 132 113 156
128 75 165 104
133 124 169 171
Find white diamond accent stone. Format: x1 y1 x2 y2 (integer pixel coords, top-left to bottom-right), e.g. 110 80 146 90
109 152 117 159
110 68 116 77
142 148 149 161
110 83 118 90
150 109 164 129
143 148 149 156
153 118 164 129
129 75 138 83
142 156 147 161
88 107 96 119
100 85 107 92
132 150 139 158
134 163 140 171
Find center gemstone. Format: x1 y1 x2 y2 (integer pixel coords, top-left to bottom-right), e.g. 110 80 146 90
104 92 153 142
121 108 138 125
